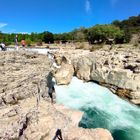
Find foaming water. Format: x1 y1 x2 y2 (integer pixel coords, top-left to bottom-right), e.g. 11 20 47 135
55 77 140 140
7 47 50 54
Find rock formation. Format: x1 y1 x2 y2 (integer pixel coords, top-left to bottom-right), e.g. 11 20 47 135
53 55 74 85
53 46 140 105
0 51 113 140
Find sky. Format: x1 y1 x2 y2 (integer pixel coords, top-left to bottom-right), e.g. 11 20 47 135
0 0 140 34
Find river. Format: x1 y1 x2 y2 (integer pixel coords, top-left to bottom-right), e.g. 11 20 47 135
55 77 140 140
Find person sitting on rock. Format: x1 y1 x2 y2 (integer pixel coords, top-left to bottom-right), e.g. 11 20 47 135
0 42 6 51
53 129 63 140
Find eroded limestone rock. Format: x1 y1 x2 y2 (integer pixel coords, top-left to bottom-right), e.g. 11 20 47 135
73 47 140 104
53 55 74 85
0 51 113 140
53 46 140 105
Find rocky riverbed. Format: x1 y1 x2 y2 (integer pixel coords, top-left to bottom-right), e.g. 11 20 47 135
53 45 140 105
0 51 113 140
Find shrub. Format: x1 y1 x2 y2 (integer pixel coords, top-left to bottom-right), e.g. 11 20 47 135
25 38 32 46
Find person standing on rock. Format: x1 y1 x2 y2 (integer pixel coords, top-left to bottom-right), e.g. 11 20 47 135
48 85 55 104
15 34 19 50
53 129 63 140
47 51 54 66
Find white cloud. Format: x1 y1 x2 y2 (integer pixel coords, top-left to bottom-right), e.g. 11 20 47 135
0 23 8 28
85 0 91 13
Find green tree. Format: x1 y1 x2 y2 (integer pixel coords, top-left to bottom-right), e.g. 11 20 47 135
42 31 54 43
0 32 3 42
112 14 140 42
25 38 32 46
88 25 124 44
71 27 87 42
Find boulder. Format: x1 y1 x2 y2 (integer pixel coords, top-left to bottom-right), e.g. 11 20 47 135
65 128 113 140
53 63 74 85
74 57 93 81
105 69 136 90
53 53 63 66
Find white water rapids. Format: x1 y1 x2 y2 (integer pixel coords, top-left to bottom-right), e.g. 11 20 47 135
54 77 140 140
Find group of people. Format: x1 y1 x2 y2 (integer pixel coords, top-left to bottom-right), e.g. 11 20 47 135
0 35 26 51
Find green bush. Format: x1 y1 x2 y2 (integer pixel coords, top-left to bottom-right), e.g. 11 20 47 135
25 38 32 46
88 25 125 44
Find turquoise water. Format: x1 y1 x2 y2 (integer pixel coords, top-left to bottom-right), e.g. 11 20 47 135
55 77 140 140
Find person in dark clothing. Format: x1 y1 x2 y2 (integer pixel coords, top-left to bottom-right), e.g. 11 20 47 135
48 85 55 104
53 129 63 140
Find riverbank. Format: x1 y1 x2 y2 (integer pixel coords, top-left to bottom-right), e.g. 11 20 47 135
0 51 113 140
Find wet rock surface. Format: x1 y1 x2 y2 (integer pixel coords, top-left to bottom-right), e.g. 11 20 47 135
0 51 113 140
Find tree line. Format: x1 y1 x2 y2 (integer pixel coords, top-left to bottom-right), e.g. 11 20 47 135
0 14 140 46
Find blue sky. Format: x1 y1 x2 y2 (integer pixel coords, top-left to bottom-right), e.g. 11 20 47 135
0 0 140 33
